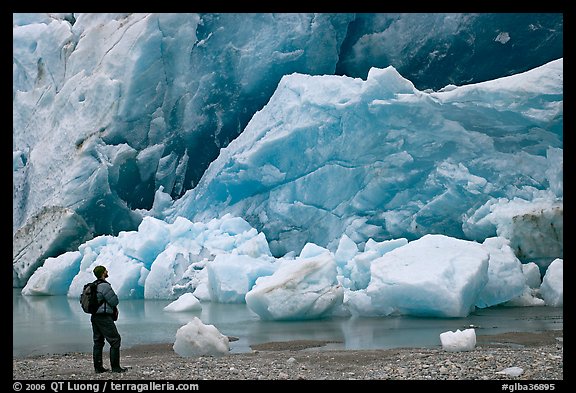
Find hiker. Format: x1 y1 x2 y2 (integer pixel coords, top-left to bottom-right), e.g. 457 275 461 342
90 265 127 373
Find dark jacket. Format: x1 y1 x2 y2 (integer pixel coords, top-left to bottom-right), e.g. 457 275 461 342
95 279 119 315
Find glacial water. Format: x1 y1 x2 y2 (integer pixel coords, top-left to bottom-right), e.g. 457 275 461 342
13 288 562 358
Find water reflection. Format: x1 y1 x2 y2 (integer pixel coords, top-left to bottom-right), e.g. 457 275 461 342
13 289 563 357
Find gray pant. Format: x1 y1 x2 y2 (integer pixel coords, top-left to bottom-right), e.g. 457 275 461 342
91 313 121 350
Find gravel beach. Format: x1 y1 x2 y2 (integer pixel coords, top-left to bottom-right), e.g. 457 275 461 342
13 330 563 381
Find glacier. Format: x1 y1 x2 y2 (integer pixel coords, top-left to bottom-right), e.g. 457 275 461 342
21 214 561 319
164 60 563 260
14 13 563 319
13 13 562 287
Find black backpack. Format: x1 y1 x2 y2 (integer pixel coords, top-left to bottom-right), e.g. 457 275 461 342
80 280 104 314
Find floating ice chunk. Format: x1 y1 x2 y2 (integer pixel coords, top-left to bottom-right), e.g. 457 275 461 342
163 292 202 312
245 246 343 320
540 258 563 307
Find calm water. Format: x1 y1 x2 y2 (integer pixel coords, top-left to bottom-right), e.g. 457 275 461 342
13 288 563 358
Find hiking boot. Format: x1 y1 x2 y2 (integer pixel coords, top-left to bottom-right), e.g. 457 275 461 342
93 347 108 373
110 347 127 373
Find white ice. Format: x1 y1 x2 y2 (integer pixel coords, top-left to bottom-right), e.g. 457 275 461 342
172 316 229 357
23 214 562 320
439 328 476 352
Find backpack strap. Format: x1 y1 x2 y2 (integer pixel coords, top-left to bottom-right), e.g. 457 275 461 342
93 279 105 309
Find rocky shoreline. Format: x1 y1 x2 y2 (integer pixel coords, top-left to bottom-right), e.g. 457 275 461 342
13 330 563 381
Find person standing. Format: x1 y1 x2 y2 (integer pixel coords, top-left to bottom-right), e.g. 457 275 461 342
90 265 127 373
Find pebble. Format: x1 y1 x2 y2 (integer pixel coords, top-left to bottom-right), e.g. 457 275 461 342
13 342 563 380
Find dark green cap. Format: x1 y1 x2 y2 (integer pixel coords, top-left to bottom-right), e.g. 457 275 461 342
93 265 106 279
